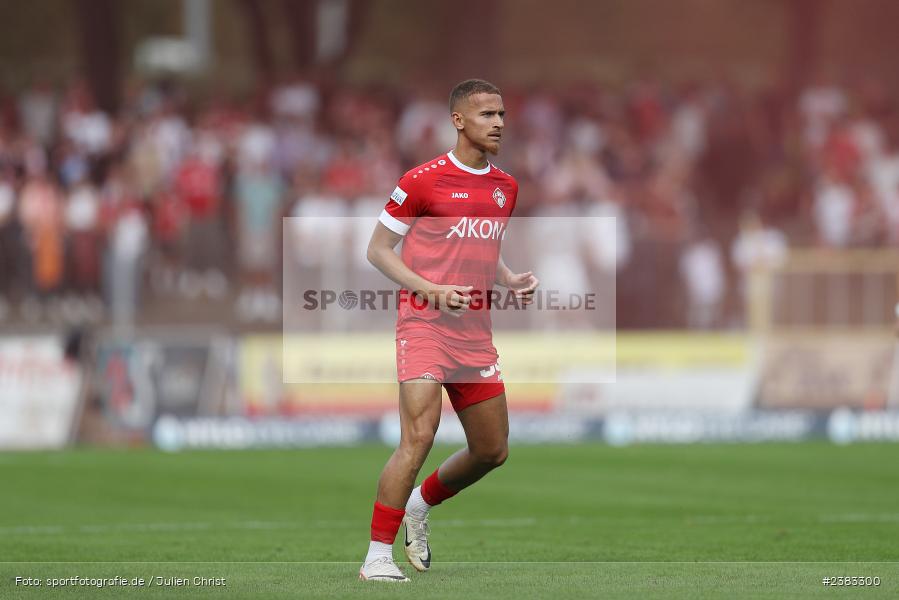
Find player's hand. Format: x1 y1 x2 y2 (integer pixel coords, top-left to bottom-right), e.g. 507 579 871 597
506 271 539 305
426 284 473 318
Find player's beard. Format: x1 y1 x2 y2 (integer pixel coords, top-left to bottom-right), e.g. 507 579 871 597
484 129 503 154
482 137 501 155
462 130 501 155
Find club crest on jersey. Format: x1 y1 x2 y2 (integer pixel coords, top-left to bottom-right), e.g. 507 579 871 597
390 186 408 206
492 187 506 208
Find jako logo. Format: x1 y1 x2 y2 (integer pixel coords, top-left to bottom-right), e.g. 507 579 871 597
446 217 506 240
451 192 469 199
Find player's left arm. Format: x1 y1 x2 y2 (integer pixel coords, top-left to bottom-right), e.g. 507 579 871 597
496 255 539 304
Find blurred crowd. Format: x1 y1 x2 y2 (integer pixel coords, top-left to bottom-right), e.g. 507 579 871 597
0 76 897 328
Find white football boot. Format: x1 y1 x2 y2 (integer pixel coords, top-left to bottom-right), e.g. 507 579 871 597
402 514 432 572
358 556 410 582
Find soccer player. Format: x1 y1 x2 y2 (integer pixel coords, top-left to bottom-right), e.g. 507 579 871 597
359 79 539 581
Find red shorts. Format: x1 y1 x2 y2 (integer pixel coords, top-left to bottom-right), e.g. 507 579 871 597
396 336 504 412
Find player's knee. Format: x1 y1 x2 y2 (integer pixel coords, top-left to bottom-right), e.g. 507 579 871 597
493 445 509 468
403 427 436 454
474 443 508 469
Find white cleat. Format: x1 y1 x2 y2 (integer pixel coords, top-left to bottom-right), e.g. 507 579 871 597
403 514 431 572
358 556 410 582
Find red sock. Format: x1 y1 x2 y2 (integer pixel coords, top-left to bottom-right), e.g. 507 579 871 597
370 501 405 544
420 468 458 506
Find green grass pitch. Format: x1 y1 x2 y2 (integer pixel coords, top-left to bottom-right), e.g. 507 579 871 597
1 443 897 598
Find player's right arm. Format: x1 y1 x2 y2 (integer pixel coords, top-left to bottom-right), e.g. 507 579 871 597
368 174 472 316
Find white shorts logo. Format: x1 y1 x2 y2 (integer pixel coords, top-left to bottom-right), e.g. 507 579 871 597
390 186 408 206
479 365 495 378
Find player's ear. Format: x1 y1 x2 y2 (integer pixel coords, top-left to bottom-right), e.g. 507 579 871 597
451 110 464 131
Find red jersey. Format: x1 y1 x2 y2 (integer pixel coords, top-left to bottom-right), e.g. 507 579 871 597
379 150 518 359
175 158 219 218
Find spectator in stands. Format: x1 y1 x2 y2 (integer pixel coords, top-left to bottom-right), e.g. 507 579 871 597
866 128 899 245
18 173 64 306
233 153 284 323
0 75 897 329
0 169 18 320
64 174 101 296
18 80 57 147
60 81 112 158
106 203 148 330
270 72 320 122
731 211 788 327
321 138 368 198
173 144 227 299
394 86 456 165
813 166 856 247
680 232 725 329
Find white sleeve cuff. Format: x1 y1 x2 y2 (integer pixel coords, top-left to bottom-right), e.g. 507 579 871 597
379 209 411 235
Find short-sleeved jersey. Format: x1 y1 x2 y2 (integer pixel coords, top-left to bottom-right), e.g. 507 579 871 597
379 150 518 358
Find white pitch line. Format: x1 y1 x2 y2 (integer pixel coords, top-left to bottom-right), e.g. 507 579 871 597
7 514 898 536
818 513 899 523
0 525 66 535
687 513 899 525
0 517 537 537
1 561 898 565
687 515 771 524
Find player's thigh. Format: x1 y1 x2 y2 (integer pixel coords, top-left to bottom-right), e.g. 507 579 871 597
456 392 509 454
398 379 443 445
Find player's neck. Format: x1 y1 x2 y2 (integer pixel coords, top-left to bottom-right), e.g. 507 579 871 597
450 143 489 171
